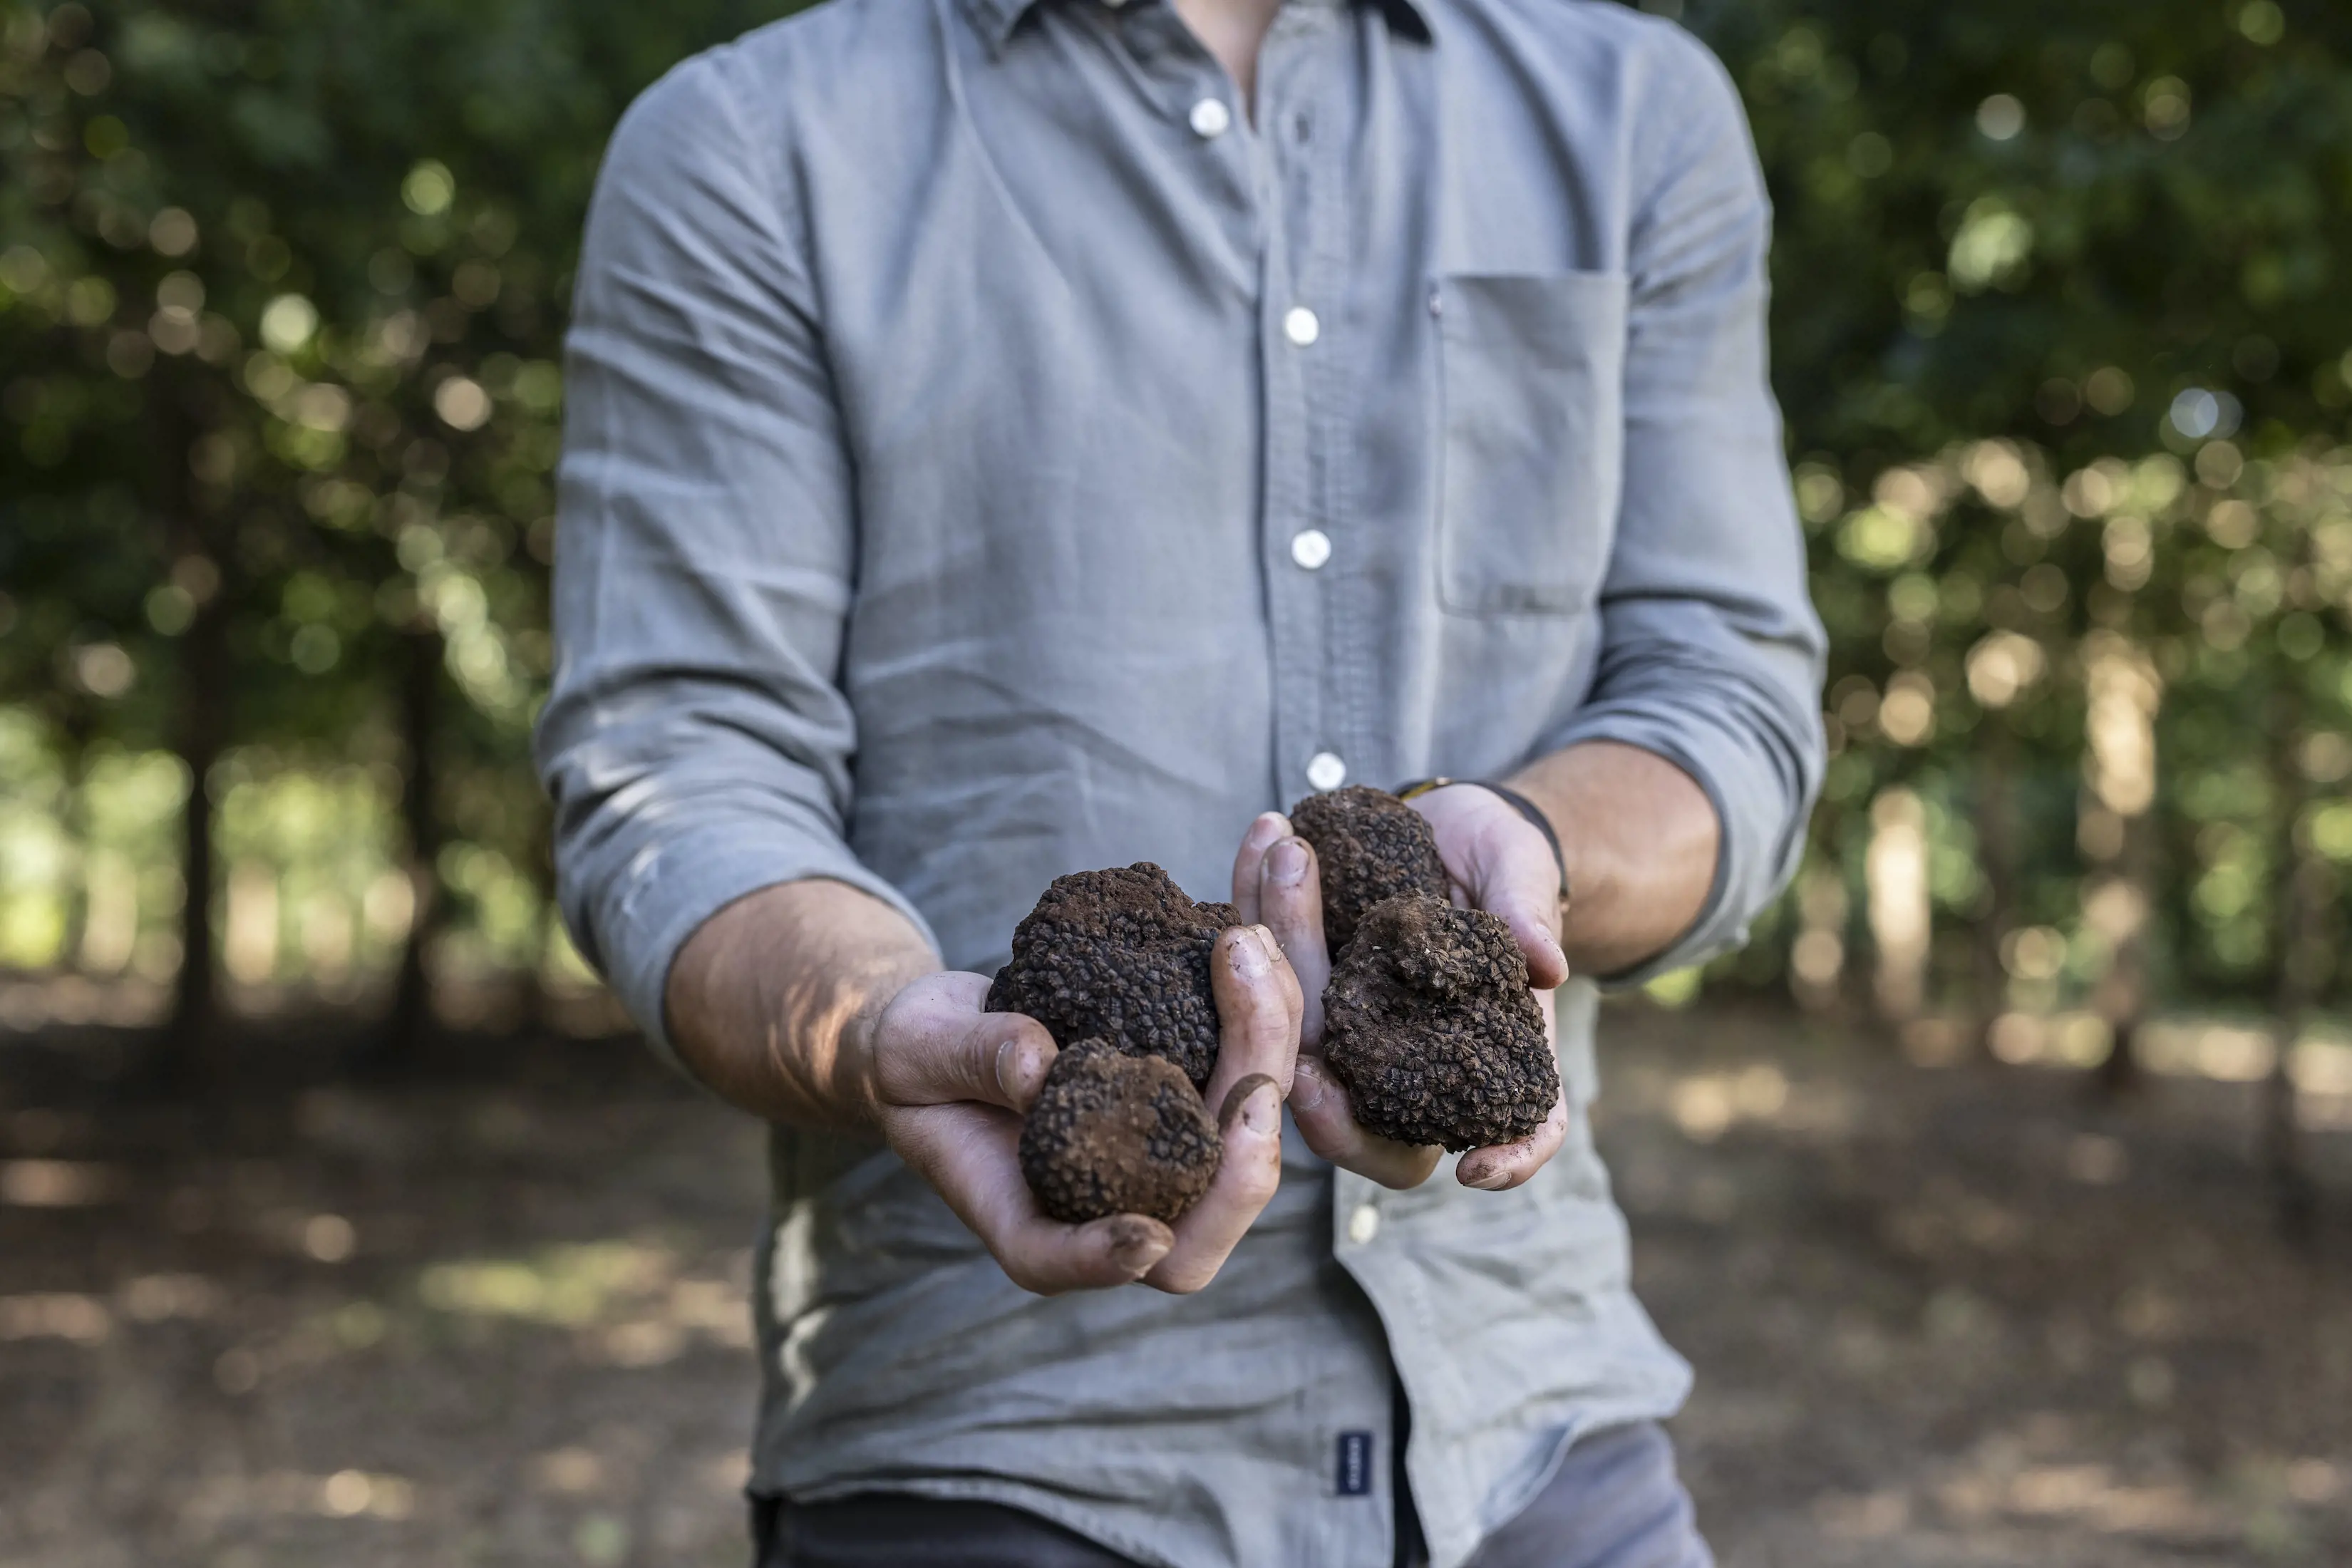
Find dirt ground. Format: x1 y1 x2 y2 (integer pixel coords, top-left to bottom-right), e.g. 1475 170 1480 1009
4 1000 2350 1568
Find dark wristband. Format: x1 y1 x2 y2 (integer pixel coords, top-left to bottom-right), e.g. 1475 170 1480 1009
1393 777 1571 914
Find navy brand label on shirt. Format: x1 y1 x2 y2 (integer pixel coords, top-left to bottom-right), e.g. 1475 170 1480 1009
1336 1430 1374 1496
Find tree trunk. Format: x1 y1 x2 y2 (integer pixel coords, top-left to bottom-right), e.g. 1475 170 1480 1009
380 627 443 1058
1972 721 2019 1059
154 364 227 1074
2266 694 2320 1243
167 602 227 1061
2080 631 2161 1098
2090 820 2151 1097
59 711 93 972
525 805 560 1036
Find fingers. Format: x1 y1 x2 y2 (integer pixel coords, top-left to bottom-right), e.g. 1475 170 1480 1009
1454 1092 1569 1192
867 971 1058 1115
1254 835 1330 1047
1145 1075 1284 1294
1229 812 1291 924
884 1100 1175 1294
1200 924 1304 1115
1287 1056 1442 1190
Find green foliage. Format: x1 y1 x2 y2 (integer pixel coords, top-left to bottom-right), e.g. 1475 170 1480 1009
4 0 2351 1026
1676 0 2352 1013
0 0 796 990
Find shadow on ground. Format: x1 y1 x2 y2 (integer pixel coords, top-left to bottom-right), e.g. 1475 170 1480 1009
4 1002 2349 1566
1600 1004 2352 1567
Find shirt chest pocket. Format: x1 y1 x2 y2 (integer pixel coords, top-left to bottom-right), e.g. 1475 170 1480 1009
1433 271 1629 617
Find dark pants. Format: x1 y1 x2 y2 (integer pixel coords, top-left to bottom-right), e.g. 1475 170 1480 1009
751 1421 1713 1568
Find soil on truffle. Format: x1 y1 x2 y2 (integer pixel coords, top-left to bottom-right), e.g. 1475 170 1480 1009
1288 786 1452 954
986 863 1233 1088
1321 894 1559 1151
1018 1038 1221 1223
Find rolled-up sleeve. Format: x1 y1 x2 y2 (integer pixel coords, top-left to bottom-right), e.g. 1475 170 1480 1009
1545 31 1827 980
534 51 935 1063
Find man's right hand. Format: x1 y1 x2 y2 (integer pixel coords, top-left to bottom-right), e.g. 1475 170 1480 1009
857 925 1297 1296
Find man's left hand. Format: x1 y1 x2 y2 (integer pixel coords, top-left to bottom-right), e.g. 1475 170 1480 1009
1230 791 1570 1194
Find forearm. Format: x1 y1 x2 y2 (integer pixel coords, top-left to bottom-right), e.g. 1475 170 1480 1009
664 878 940 1128
1506 741 1720 979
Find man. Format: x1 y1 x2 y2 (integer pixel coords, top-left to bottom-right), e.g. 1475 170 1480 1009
536 0 1824 1557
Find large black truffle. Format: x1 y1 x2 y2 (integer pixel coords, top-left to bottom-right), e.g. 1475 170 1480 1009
986 862 1236 1088
1288 786 1451 954
1018 1039 1221 1224
1321 894 1559 1151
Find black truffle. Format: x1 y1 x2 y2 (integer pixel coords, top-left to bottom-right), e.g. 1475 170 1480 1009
1288 786 1452 954
1018 1039 1221 1224
986 862 1235 1088
1321 894 1559 1151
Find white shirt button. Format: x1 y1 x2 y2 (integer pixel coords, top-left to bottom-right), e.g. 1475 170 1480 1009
1282 306 1321 347
1306 751 1347 792
1289 528 1332 570
1346 1204 1381 1246
1187 98 1230 139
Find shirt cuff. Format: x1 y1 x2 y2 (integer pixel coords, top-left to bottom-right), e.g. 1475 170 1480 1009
1544 706 1803 989
573 805 939 1073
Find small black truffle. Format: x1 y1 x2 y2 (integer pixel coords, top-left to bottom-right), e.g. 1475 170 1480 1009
1321 894 1559 1151
1018 1039 1221 1223
986 862 1234 1088
1288 786 1452 954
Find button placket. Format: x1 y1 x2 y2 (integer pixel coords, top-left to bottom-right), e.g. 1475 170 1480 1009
1289 21 1376 793
1254 14 1361 817
1251 33 1324 820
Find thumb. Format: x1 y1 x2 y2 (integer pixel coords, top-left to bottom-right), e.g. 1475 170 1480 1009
869 974 1058 1112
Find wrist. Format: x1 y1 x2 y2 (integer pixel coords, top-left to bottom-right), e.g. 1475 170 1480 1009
1503 743 1719 977
1498 771 1608 970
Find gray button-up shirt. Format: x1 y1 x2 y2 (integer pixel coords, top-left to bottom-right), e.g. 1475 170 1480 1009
536 0 1825 1561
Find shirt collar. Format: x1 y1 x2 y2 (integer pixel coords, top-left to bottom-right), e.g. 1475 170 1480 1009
963 0 1430 57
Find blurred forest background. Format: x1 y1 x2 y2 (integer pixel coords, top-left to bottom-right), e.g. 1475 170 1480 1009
5 0 2352 1105
0 0 2347 1085
7 1 2352 1565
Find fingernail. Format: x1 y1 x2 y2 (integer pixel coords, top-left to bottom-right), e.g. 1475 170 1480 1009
1289 1057 1331 1113
1229 927 1272 976
1268 837 1309 885
993 1036 1017 1098
1108 1215 1172 1272
1242 1080 1279 1134
1219 1072 1279 1129
1462 1164 1512 1191
997 1032 1048 1100
1248 813 1288 850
